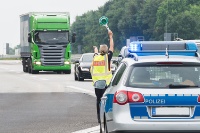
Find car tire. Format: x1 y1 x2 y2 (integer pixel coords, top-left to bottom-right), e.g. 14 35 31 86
100 122 103 133
101 114 108 133
78 77 84 81
78 73 84 81
104 121 108 133
104 114 108 133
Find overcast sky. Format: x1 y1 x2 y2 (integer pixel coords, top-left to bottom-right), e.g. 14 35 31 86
0 0 109 54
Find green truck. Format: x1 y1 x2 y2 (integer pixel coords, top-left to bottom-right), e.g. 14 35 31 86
20 12 75 74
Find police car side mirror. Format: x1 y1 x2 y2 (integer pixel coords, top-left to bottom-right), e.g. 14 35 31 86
118 54 123 62
118 54 122 57
112 59 119 66
112 60 117 64
94 80 107 89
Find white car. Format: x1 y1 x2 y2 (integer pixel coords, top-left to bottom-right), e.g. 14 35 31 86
98 41 200 133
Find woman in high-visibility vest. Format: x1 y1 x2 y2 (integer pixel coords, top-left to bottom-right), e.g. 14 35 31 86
90 30 114 123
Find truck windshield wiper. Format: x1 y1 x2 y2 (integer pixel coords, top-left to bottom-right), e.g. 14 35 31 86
169 84 198 88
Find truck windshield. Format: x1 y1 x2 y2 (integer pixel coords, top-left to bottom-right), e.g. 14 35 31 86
126 65 200 88
34 31 69 44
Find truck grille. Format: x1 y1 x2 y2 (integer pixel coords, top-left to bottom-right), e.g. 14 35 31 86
39 45 66 66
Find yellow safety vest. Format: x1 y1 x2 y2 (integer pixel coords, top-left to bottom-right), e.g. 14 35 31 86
90 54 112 86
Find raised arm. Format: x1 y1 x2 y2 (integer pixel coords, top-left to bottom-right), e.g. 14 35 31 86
108 30 114 52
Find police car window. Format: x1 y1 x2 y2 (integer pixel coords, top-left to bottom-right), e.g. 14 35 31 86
126 66 200 88
112 63 126 86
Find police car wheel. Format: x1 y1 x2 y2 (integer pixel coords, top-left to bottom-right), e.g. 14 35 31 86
104 121 108 133
102 115 108 133
100 124 102 133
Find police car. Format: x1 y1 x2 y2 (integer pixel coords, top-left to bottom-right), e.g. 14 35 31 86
97 41 200 133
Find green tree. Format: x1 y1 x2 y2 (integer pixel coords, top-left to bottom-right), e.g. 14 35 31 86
137 0 164 40
71 0 200 53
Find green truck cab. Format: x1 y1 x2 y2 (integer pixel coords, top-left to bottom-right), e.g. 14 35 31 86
20 12 75 74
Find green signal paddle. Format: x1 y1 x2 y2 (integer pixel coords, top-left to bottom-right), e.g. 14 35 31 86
99 16 110 31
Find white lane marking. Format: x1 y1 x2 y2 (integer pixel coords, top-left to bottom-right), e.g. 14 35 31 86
72 125 100 133
40 78 49 81
66 86 95 97
30 76 49 81
15 60 21 63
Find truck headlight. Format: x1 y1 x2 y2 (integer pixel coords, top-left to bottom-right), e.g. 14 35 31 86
64 61 70 65
35 61 41 65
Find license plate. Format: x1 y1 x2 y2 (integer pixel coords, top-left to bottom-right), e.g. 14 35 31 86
152 107 190 116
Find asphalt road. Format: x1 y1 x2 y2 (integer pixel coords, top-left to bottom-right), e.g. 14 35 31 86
0 60 99 133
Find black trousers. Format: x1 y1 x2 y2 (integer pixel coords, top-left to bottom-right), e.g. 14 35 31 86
95 88 106 123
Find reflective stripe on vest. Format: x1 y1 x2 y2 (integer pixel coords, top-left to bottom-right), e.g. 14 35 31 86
90 54 112 85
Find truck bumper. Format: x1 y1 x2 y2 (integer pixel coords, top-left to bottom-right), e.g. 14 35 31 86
33 65 71 71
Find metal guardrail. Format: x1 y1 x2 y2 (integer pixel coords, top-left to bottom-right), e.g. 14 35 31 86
0 55 21 59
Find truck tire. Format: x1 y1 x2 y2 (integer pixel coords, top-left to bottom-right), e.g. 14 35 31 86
23 63 28 72
28 58 39 74
27 59 32 74
22 59 28 72
64 70 71 74
56 71 62 74
32 70 39 74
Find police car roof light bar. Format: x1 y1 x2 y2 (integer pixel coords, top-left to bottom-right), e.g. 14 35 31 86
126 41 198 57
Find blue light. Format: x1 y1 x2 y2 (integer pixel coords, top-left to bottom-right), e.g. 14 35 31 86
186 42 198 51
128 42 142 52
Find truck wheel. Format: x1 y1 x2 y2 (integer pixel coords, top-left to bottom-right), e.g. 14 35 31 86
27 58 32 73
22 59 28 72
23 64 28 72
28 59 39 74
28 65 32 73
64 70 71 74
56 71 62 74
31 70 39 74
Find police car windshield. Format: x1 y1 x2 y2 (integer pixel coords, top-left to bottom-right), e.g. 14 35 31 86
126 65 200 88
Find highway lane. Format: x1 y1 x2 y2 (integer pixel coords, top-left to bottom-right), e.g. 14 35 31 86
0 60 100 133
0 60 94 93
